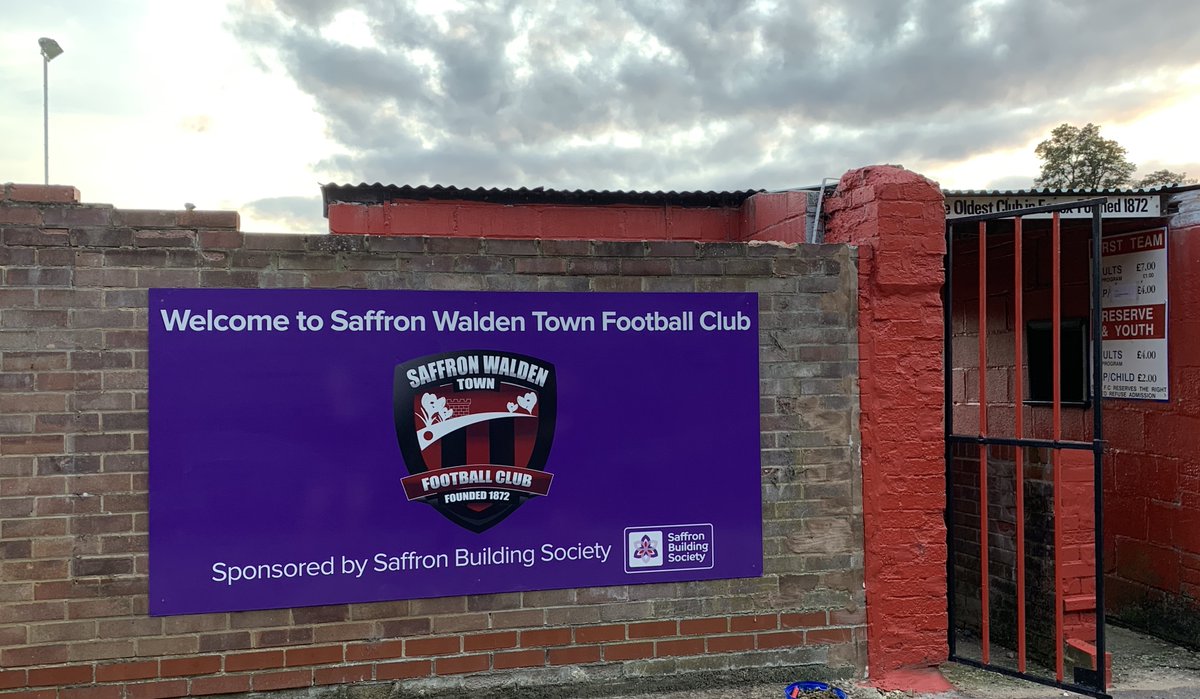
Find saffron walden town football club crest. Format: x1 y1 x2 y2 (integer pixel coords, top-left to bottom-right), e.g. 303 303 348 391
394 351 557 533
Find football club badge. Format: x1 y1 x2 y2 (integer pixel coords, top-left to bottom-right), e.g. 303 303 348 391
394 350 557 532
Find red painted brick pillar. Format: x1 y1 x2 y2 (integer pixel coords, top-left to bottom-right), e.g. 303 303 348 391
824 166 949 688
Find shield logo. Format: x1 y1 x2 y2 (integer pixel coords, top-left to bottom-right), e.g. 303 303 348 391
393 350 557 532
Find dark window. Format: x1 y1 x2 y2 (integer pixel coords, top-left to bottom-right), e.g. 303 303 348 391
1026 318 1090 405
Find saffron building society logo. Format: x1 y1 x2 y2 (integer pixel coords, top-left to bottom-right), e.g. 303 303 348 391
624 524 715 574
393 350 557 533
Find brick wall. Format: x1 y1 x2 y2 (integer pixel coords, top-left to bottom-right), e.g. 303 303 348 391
0 185 865 697
824 166 949 688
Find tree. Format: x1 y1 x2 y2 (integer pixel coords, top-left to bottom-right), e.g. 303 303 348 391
1133 169 1197 188
1034 123 1136 190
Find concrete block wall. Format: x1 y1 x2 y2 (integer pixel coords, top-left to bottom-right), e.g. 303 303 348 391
0 185 864 697
1103 202 1200 648
947 207 1200 653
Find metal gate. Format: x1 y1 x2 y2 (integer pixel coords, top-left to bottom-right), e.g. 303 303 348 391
944 199 1110 698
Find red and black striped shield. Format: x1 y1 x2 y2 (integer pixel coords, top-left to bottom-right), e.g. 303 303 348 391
393 350 557 532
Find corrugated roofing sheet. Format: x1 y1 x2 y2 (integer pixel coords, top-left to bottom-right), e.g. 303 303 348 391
320 183 764 215
942 184 1200 196
320 182 1200 217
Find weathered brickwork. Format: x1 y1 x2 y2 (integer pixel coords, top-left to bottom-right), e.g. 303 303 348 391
0 185 864 697
824 167 948 684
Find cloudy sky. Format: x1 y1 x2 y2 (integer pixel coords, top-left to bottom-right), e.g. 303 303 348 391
2 0 1199 233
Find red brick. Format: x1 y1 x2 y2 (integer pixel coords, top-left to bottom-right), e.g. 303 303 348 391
376 659 431 680
493 649 545 670
314 664 373 684
549 646 602 665
679 617 728 635
0 206 42 225
730 614 778 632
706 634 755 653
8 185 80 204
806 628 853 644
285 645 343 666
435 654 490 675
126 680 189 699
62 687 122 699
0 691 55 699
757 631 806 649
251 669 312 691
627 620 677 639
26 664 92 687
160 656 221 677
571 625 621 644
405 636 460 656
198 230 244 249
463 631 517 651
189 674 252 696
181 210 239 229
603 642 653 661
223 650 284 672
781 611 828 628
656 638 705 657
0 669 27 689
96 660 158 682
0 435 63 455
346 640 404 662
519 628 572 647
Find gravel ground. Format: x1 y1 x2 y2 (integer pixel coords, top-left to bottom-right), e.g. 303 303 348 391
619 625 1200 699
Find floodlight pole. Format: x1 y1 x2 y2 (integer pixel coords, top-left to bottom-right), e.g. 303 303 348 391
43 53 49 185
39 37 62 185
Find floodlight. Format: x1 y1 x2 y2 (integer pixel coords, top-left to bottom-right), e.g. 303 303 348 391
39 37 63 61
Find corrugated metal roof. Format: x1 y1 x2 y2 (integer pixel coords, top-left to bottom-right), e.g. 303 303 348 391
320 183 764 215
943 184 1200 196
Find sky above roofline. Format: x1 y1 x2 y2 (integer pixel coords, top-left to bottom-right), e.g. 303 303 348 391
2 0 1198 233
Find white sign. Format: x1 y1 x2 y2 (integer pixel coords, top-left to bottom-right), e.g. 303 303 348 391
1100 228 1168 400
945 194 1161 219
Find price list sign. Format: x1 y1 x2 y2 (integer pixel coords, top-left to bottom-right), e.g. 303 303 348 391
1099 228 1169 400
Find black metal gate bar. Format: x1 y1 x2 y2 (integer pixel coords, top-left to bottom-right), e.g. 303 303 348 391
944 198 1110 699
1089 203 1107 694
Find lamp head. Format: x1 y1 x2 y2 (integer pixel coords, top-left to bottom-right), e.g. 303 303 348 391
39 37 63 61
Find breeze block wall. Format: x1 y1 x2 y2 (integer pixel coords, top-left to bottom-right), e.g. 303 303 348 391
1103 193 1200 649
945 200 1200 658
947 221 1102 667
0 184 864 698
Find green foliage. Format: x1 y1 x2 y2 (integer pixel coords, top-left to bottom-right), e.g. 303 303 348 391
1133 169 1197 188
1034 123 1136 189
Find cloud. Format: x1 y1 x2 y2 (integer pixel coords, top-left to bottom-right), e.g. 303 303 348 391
181 115 213 133
241 195 325 233
228 0 1200 190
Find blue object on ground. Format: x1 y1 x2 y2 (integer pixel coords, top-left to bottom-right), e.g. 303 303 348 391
783 681 848 699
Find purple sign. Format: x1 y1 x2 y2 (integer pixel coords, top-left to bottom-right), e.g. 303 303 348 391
149 289 762 615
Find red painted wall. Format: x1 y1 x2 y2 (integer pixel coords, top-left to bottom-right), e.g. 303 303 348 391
1104 219 1200 640
825 166 950 687
948 209 1200 657
327 191 810 243
948 221 1100 664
